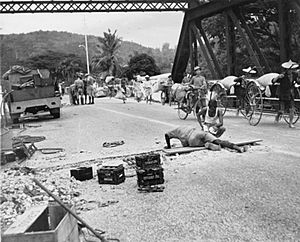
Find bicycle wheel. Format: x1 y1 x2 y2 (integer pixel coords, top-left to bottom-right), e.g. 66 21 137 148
177 101 189 120
161 91 167 105
246 83 263 126
192 99 203 117
283 107 300 124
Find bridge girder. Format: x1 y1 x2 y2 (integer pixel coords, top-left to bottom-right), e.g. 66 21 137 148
172 0 299 82
0 0 189 13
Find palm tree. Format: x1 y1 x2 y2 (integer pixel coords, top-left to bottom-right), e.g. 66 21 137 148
92 29 122 76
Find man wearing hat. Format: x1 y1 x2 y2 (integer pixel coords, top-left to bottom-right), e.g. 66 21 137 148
272 60 299 128
189 66 208 107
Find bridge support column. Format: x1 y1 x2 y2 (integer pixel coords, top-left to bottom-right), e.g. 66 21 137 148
189 27 198 72
191 22 216 79
227 9 264 75
196 21 223 78
278 0 291 63
225 12 236 75
236 10 271 72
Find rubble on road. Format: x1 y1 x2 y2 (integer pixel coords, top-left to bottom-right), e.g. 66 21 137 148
0 165 81 232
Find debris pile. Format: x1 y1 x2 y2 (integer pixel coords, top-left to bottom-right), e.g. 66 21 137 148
0 166 81 231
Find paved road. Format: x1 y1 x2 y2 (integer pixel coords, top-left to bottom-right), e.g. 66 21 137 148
23 96 300 167
17 96 300 241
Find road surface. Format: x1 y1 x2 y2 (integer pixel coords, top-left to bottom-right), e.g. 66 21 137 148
4 97 300 241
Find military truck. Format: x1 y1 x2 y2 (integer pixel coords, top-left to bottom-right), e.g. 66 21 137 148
2 66 61 123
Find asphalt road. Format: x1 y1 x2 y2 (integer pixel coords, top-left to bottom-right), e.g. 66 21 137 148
16 96 300 241
22 96 300 162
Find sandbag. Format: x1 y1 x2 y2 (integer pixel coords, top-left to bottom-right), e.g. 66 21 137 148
256 73 279 87
171 84 187 102
219 76 238 90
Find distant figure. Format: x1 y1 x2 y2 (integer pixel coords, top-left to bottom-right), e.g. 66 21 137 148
143 75 152 104
162 75 174 105
74 74 84 105
272 60 299 128
165 126 248 153
196 99 226 138
189 66 208 107
83 74 88 104
61 81 65 96
86 74 95 104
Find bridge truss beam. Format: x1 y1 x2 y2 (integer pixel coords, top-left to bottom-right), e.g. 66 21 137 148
0 0 188 14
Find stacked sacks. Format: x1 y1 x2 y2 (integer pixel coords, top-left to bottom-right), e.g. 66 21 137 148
171 84 188 102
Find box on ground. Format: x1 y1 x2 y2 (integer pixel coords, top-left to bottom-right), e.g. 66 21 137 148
70 167 93 181
97 165 125 185
135 153 161 169
136 166 164 187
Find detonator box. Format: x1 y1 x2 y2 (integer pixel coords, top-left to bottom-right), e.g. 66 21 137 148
136 166 164 187
97 165 125 185
135 153 161 169
70 167 93 181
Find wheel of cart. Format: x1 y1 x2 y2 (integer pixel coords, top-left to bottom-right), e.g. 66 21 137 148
242 81 264 126
209 82 228 115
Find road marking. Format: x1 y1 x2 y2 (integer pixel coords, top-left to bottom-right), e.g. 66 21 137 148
97 107 177 127
273 150 300 158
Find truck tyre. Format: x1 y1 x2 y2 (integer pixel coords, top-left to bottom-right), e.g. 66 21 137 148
11 114 20 124
50 108 60 119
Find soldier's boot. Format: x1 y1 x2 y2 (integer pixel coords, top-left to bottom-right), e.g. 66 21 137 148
81 97 84 105
89 96 91 104
92 97 94 104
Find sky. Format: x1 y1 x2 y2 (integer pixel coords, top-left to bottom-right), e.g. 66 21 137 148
1 12 185 48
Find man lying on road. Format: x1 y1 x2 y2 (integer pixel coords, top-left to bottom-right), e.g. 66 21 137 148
165 126 248 153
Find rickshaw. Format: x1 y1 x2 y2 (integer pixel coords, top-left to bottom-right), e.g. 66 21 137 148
209 70 300 126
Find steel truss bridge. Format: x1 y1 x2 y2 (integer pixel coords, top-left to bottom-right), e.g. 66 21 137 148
1 0 299 82
0 0 189 13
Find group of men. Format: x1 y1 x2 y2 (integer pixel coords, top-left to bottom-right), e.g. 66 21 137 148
72 73 96 105
164 59 299 152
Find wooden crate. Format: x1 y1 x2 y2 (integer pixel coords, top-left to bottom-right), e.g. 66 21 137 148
2 203 79 242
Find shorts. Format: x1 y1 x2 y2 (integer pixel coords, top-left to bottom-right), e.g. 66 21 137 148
77 88 83 96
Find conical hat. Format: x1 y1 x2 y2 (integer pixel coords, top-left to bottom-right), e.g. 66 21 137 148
281 60 299 69
242 67 257 74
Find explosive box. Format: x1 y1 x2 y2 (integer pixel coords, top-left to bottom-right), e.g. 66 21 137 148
70 167 93 181
136 166 164 187
135 153 161 169
97 164 125 185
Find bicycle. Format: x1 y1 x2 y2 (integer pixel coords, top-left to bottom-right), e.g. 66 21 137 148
177 86 204 120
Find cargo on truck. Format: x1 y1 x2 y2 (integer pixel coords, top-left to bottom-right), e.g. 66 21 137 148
2 65 61 123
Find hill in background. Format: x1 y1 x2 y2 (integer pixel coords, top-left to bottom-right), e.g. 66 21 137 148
1 30 175 75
